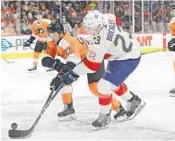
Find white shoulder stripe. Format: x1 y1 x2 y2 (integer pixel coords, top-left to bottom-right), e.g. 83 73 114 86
170 17 175 25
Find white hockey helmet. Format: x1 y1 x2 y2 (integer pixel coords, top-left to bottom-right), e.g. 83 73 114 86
83 10 104 35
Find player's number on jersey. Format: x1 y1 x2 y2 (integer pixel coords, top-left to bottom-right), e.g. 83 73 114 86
114 34 133 53
94 36 101 44
80 36 101 45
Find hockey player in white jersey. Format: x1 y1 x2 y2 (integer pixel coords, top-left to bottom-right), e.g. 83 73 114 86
50 10 146 129
168 16 175 97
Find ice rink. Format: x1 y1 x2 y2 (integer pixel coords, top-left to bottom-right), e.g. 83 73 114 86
1 52 175 140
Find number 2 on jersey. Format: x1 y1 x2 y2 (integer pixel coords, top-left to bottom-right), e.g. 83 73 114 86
114 26 133 53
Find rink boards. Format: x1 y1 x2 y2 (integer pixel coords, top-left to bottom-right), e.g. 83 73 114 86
1 33 171 59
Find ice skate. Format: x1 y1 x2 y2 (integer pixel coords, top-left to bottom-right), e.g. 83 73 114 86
169 87 175 97
114 104 126 120
116 92 145 122
28 65 37 71
57 102 76 121
92 111 111 130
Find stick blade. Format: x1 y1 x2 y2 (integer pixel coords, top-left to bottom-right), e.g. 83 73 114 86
8 129 32 139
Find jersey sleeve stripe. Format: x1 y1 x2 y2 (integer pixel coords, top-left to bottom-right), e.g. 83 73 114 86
83 57 101 71
104 53 112 59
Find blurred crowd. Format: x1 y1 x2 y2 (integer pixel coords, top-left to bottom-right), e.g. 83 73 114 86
1 0 175 36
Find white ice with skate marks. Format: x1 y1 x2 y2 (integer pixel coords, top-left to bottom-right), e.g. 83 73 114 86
1 52 175 140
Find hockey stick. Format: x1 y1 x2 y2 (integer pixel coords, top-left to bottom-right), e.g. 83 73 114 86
8 57 85 139
2 52 14 64
2 58 14 63
8 83 64 139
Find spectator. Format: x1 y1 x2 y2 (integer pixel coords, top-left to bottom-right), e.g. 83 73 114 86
62 15 72 32
4 23 16 35
1 0 175 36
72 23 79 35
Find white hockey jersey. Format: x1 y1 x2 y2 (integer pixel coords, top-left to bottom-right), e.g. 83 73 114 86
73 14 141 75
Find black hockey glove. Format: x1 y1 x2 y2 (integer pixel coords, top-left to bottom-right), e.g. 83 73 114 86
168 38 175 51
23 36 35 47
61 62 76 73
41 56 64 72
50 73 64 91
61 70 79 85
50 70 79 90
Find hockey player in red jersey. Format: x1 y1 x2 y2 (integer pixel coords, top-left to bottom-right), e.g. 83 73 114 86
168 16 175 97
49 10 146 130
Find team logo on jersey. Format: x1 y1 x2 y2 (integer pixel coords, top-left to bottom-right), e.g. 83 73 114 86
88 50 96 60
37 28 44 35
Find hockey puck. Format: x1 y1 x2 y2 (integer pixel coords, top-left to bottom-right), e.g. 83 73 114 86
11 123 18 130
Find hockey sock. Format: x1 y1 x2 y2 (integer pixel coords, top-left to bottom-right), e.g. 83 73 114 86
60 85 73 105
61 93 73 105
99 94 112 114
111 98 120 111
89 82 121 111
88 82 99 96
33 52 40 66
113 83 133 101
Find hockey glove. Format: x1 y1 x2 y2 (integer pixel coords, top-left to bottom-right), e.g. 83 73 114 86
50 73 64 91
62 71 79 84
23 36 35 47
41 56 64 72
61 62 76 73
168 38 175 51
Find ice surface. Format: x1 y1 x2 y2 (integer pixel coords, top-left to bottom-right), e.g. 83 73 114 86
1 52 175 140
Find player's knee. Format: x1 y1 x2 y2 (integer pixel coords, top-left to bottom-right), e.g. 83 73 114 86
97 79 116 95
88 82 99 97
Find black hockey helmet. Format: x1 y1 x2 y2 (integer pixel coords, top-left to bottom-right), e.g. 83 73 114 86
48 22 64 34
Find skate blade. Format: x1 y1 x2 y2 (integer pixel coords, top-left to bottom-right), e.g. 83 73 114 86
128 101 146 120
46 69 54 72
169 93 175 97
92 124 109 131
58 114 76 122
117 101 146 122
28 69 37 72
